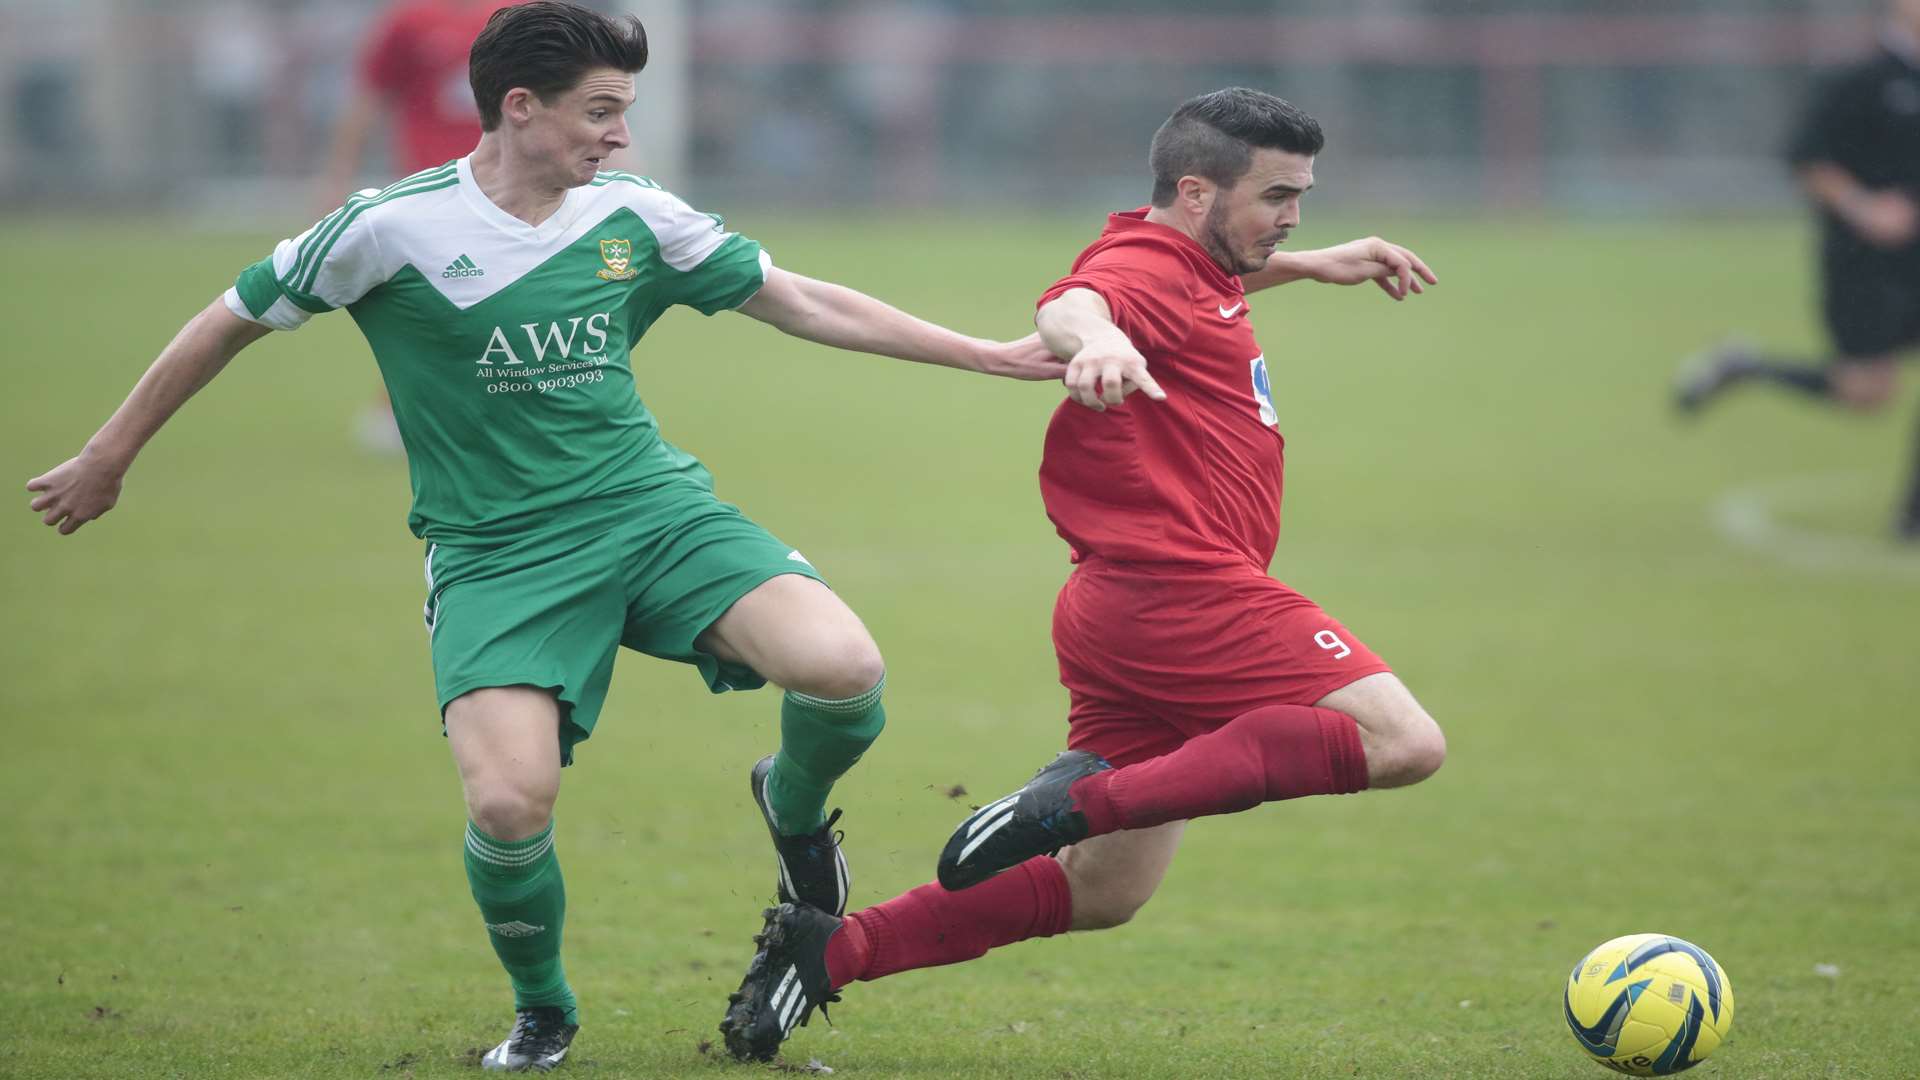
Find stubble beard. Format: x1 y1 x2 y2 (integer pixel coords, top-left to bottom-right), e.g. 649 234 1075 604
1203 202 1267 276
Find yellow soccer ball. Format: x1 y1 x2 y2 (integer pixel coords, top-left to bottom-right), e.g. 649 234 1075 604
1563 933 1734 1075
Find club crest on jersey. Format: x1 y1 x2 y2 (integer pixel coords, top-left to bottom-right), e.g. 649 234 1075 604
596 238 638 281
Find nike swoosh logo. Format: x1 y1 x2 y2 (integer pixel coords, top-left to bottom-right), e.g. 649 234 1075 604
1219 303 1244 318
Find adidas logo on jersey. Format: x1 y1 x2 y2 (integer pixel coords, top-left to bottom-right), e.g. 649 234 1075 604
442 254 485 279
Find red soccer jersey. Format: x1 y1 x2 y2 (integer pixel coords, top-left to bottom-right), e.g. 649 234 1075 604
357 1 512 173
1037 209 1285 568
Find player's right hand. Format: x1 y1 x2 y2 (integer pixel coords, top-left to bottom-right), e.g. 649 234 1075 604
26 452 126 535
1065 343 1166 412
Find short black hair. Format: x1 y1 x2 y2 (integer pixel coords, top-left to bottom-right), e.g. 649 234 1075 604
469 1 649 131
1148 88 1324 207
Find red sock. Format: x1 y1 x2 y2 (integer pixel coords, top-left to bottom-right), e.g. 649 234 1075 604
824 912 870 989
825 855 1072 986
1069 705 1369 835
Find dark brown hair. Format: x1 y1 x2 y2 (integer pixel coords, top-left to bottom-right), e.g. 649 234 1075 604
469 1 649 131
1149 88 1324 207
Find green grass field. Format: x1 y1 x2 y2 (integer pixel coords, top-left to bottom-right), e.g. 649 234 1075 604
3 211 1917 1079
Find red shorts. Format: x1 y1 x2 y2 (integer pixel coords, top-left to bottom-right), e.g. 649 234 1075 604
1053 559 1392 768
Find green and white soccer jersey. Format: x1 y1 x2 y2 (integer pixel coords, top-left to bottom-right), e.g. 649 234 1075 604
225 158 770 543
224 159 825 757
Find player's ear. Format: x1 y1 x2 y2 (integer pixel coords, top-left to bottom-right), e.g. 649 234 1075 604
1177 175 1214 214
500 87 538 126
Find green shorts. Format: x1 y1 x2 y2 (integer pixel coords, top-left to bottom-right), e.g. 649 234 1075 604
421 484 827 764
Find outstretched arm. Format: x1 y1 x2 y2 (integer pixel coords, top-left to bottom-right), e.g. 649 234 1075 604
1035 288 1166 412
1240 236 1437 300
27 299 271 534
735 266 1062 380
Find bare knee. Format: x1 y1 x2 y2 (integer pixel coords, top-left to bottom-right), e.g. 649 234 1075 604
1317 674 1445 789
703 577 886 700
465 777 556 841
1362 710 1446 789
786 632 886 701
444 686 563 840
1393 720 1447 786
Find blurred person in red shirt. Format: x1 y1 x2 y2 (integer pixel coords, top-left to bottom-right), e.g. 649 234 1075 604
320 0 514 453
320 0 512 198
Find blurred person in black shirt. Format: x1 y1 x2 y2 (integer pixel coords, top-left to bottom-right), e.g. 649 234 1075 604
1676 0 1920 542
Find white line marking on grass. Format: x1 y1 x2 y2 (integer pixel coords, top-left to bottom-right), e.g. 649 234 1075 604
1710 471 1920 583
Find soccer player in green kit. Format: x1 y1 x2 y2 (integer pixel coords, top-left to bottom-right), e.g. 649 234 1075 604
23 2 1058 1071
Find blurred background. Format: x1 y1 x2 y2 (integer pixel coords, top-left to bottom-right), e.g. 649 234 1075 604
5 2 1919 1076
0 0 1885 215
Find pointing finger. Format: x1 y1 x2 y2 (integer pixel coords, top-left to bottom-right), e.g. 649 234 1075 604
1131 362 1167 401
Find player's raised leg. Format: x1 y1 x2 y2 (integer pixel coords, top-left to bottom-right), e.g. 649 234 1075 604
446 685 580 1072
939 673 1443 890
699 574 885 916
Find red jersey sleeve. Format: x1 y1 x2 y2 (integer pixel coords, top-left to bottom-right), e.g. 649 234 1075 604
1039 238 1195 356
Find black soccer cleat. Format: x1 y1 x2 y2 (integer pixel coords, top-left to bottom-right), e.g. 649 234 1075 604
718 902 843 1062
1673 343 1756 416
936 749 1112 891
750 754 851 916
480 1006 578 1072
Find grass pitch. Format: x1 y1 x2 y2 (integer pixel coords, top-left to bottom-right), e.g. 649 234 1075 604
2 211 1916 1078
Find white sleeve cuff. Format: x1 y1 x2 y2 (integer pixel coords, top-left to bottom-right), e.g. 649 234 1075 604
224 287 312 331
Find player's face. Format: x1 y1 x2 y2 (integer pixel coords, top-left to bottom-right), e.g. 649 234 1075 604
1202 149 1314 276
523 67 636 187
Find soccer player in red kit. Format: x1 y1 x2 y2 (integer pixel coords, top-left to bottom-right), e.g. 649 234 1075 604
720 88 1443 1062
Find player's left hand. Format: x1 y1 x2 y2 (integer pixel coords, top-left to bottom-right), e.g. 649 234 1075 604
977 333 1069 381
1304 237 1437 300
1063 340 1165 412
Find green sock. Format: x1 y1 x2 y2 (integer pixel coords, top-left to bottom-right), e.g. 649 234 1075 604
464 821 577 1024
767 676 887 834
